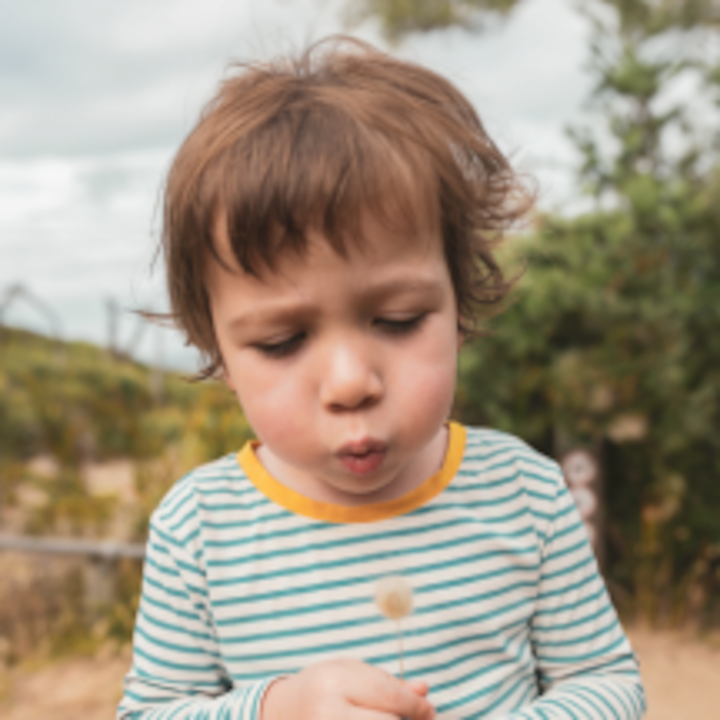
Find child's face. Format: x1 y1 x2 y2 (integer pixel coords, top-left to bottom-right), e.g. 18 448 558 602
207 211 460 505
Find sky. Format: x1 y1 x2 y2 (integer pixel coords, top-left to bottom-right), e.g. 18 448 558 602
0 0 592 370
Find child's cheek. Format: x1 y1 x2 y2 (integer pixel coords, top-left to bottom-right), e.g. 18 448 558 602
236 372 310 453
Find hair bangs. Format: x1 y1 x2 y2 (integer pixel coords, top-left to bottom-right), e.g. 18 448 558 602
215 101 439 277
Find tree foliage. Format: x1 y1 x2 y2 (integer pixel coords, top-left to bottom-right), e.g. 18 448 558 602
456 0 720 624
353 0 524 39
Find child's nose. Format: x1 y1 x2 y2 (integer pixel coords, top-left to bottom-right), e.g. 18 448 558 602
320 339 383 411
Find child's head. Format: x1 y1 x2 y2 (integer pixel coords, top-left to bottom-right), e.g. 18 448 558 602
160 36 532 503
161 36 531 380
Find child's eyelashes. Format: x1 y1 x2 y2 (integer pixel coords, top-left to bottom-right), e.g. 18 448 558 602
375 314 426 334
252 315 426 358
254 333 306 358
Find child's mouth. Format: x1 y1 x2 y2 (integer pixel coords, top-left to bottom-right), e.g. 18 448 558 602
336 440 387 475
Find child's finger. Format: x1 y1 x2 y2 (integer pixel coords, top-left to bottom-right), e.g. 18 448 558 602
347 669 435 720
404 679 430 697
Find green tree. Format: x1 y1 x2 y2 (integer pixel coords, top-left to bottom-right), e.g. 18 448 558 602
457 0 720 624
351 0 524 39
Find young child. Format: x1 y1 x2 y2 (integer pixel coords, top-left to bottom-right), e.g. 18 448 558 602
119 37 645 720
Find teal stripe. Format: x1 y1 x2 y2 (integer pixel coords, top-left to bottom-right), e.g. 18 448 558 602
513 682 538 713
144 556 209 600
534 616 619 649
211 532 535 607
479 669 536 716
145 546 205 582
533 583 606 618
540 696 580 719
404 626 528 681
540 633 625 665
219 573 533 645
430 632 531 694
203 514 326 547
207 524 535 589
206 516 533 570
120 686 155 703
142 587 199 622
446 469 521 489
144 573 190 601
576 683 621 720
134 644 223 675
542 550 594 580
139 606 214 644
166 502 200 534
537 572 600 602
451 485 526 507
532 601 611 635
151 524 194 553
223 593 532 664
438 677 506 714
561 683 605 717
548 521 586 548
476 506 530 525
158 476 197 518
196 497 271 516
524 487 556 502
195 483 255 499
136 622 220 659
603 678 632 718
226 625 528 682
214 567 537 627
168 700 198 719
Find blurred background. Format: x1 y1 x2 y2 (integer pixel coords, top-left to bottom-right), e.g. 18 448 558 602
1 1 719 718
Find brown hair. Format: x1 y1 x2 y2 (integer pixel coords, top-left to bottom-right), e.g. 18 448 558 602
162 35 532 377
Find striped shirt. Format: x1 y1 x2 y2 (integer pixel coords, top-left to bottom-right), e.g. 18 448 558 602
118 423 646 719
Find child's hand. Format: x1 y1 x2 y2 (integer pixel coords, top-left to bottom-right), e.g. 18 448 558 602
261 658 436 720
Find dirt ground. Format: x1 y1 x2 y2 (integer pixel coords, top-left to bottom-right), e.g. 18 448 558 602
1 628 719 719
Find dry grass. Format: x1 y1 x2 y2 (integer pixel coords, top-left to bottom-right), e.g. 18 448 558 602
631 625 720 720
0 650 130 720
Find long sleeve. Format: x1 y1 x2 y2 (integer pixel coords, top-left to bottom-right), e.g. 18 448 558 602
499 469 646 719
117 515 276 719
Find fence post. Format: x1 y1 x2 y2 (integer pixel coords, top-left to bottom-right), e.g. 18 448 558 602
557 439 605 571
83 556 117 616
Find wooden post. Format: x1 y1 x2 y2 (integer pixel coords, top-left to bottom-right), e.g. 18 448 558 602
558 442 605 571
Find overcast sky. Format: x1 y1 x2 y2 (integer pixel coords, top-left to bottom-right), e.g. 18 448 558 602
0 0 592 369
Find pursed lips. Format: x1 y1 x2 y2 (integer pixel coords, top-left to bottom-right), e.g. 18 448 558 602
336 438 387 475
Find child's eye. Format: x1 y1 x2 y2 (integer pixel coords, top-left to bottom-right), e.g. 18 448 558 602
254 333 305 358
375 314 426 334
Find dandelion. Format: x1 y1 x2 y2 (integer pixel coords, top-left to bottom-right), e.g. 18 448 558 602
375 575 413 679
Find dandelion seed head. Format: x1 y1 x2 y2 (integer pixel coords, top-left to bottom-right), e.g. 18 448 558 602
374 575 413 620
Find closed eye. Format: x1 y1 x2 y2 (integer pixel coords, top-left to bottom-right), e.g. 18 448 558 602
374 314 426 335
254 333 305 358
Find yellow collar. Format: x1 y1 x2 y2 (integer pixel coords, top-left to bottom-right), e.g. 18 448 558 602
237 422 466 524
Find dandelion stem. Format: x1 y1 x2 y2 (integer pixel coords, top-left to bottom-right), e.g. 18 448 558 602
396 619 405 680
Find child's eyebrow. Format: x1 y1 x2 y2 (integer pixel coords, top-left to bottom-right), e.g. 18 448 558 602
359 276 445 304
226 305 319 333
